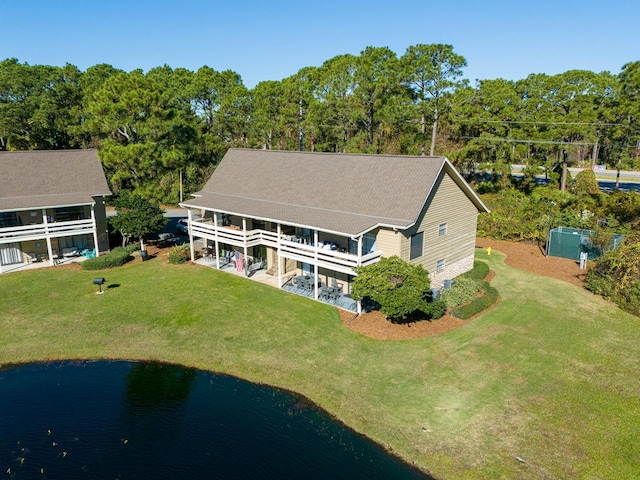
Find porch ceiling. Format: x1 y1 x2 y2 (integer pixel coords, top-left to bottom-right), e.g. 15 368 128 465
182 192 414 237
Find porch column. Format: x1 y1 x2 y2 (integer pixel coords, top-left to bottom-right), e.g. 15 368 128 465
357 235 363 266
188 209 195 262
242 217 248 276
313 230 319 300
42 209 55 266
90 206 100 257
213 212 220 269
276 223 282 288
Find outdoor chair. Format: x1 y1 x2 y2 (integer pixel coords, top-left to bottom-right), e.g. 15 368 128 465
27 252 38 263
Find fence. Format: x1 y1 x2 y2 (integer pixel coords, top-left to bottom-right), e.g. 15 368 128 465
548 226 624 261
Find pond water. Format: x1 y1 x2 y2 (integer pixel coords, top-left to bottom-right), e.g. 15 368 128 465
0 361 431 479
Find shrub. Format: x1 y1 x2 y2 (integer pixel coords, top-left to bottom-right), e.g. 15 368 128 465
81 247 132 270
463 260 490 281
586 237 640 316
168 245 190 264
422 299 447 320
441 276 484 308
452 283 499 319
124 242 141 254
351 256 432 320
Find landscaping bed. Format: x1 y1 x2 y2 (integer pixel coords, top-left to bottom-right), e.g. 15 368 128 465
343 238 586 340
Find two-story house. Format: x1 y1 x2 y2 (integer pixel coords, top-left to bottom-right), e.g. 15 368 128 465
180 149 488 310
0 149 111 273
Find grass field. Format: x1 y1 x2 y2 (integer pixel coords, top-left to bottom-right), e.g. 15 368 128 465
1 249 639 479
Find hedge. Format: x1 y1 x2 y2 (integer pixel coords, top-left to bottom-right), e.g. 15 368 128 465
462 260 490 281
451 283 499 319
81 247 133 270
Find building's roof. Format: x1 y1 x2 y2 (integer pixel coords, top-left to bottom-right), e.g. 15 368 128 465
182 148 489 237
0 149 111 212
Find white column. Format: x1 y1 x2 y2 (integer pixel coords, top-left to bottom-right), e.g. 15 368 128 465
90 206 100 257
313 230 319 300
242 217 248 276
214 212 220 269
42 209 55 265
277 223 282 287
188 209 195 262
356 235 363 313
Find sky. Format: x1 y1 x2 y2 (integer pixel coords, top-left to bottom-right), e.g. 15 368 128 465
1 0 638 88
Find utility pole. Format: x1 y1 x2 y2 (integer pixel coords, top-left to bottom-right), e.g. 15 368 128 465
560 149 568 192
299 99 304 152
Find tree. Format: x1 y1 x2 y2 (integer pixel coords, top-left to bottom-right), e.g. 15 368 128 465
85 69 197 202
586 236 640 316
400 44 467 155
351 256 432 320
109 190 168 252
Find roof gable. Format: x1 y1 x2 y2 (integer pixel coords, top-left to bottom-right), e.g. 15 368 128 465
0 149 112 211
183 149 487 236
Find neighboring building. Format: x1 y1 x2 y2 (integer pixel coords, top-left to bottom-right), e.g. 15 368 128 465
0 149 111 273
180 148 489 308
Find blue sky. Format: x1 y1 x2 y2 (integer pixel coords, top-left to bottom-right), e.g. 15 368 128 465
2 0 638 88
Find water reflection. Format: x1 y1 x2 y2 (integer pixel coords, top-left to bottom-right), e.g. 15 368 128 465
0 361 432 479
124 362 197 410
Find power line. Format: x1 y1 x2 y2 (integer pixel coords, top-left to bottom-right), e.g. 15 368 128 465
460 136 596 146
451 119 622 127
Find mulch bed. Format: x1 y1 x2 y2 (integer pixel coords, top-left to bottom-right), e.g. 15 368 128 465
340 238 587 340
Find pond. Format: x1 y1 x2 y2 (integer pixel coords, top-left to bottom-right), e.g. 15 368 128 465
0 361 432 479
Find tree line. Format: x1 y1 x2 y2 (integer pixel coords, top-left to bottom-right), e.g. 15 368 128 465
1 45 639 203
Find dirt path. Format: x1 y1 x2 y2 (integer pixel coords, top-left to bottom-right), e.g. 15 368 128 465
341 238 588 340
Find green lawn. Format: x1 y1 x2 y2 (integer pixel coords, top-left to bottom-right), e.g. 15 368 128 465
1 250 639 479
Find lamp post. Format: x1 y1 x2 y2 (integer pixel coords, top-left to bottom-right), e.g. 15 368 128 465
545 201 556 257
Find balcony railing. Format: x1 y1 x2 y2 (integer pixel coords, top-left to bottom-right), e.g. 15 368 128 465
0 219 95 243
189 220 382 275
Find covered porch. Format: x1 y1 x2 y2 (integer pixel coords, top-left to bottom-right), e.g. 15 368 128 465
194 254 358 312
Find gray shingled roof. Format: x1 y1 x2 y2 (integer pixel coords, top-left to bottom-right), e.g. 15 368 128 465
182 149 487 237
0 149 112 212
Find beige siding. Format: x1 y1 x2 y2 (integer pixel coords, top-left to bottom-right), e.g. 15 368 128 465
401 170 478 278
376 227 401 257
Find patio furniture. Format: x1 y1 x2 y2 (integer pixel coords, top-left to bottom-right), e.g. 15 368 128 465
319 285 331 300
27 252 38 263
62 247 79 258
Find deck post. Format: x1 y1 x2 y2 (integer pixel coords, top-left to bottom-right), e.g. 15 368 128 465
242 217 248 276
90 206 100 257
42 209 55 265
188 209 195 262
213 212 220 269
276 223 282 288
313 230 319 299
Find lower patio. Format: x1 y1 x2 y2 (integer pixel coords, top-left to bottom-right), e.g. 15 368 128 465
194 256 358 312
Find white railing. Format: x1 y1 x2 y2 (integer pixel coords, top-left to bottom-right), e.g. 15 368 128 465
189 221 382 274
0 219 95 243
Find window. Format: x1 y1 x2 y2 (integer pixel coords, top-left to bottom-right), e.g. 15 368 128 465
348 233 377 255
410 232 423 260
438 223 447 236
436 259 445 272
54 206 85 222
0 212 18 228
